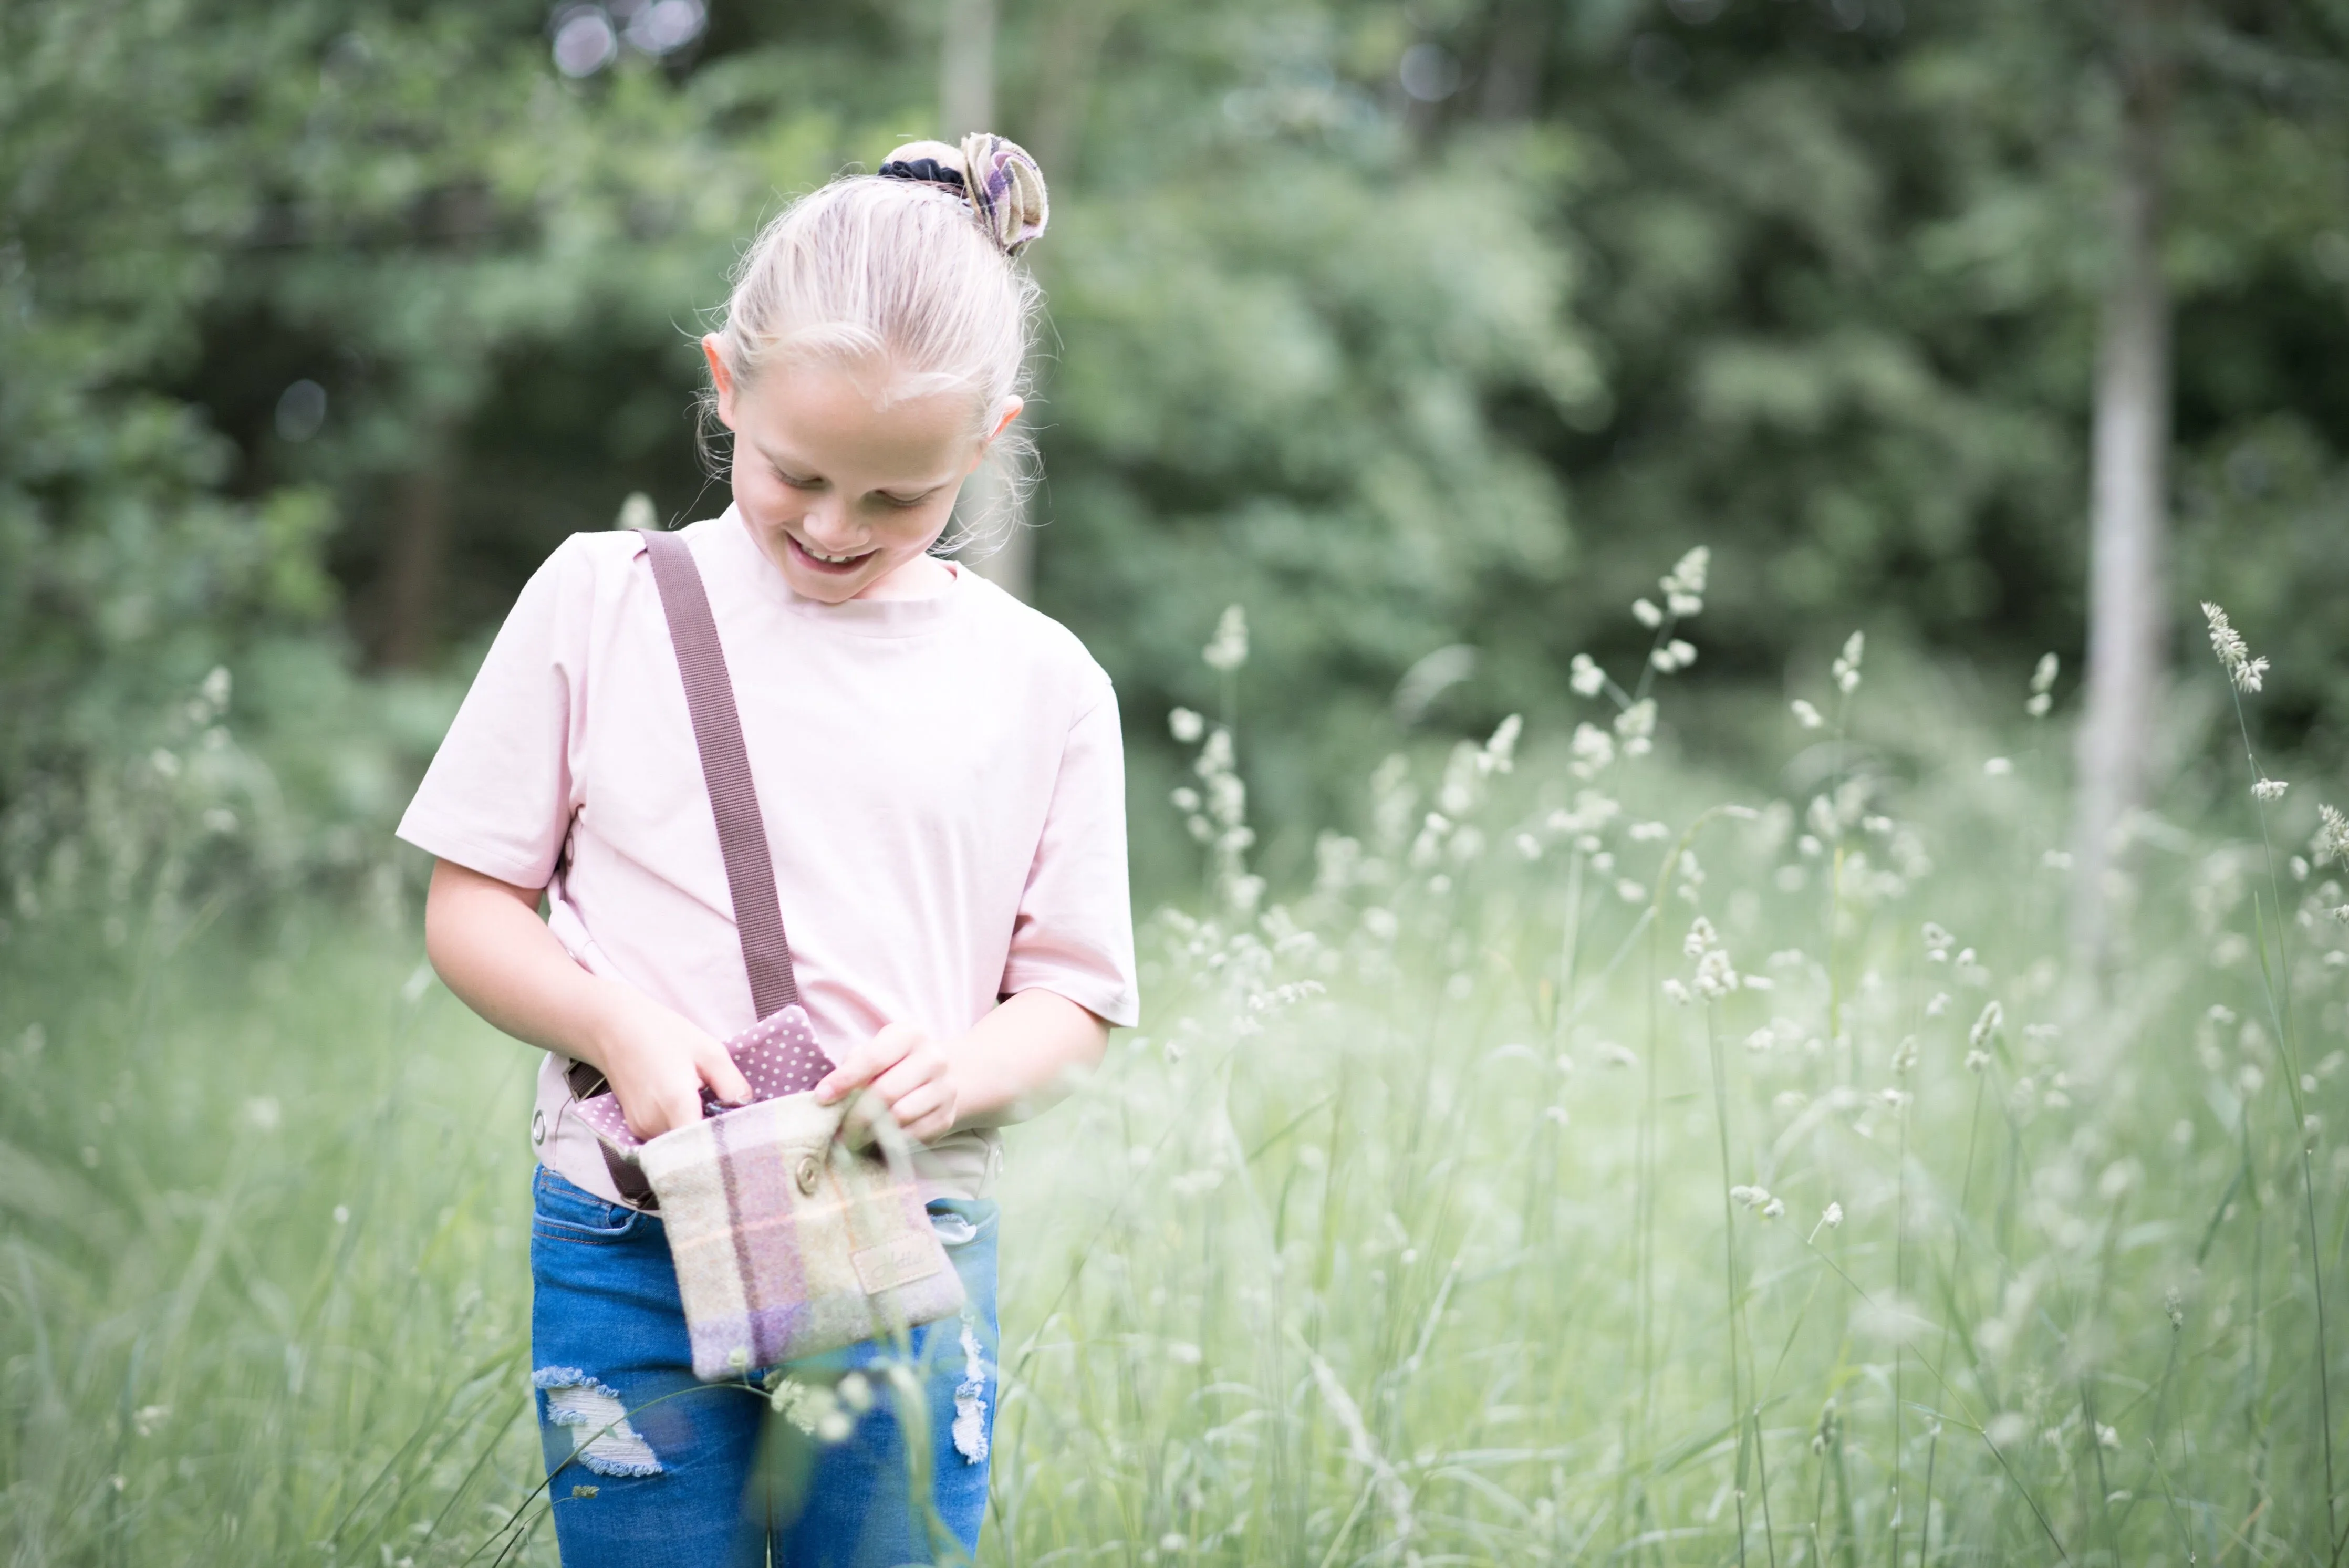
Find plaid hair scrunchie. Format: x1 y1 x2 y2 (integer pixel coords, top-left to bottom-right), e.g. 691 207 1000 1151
877 134 1049 257
956 132 1049 256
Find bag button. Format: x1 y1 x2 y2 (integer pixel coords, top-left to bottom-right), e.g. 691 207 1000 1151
795 1154 820 1195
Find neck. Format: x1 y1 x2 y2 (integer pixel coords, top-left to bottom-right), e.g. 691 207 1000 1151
856 554 957 601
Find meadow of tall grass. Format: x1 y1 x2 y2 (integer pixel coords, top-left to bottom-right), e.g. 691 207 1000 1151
5 553 2346 1566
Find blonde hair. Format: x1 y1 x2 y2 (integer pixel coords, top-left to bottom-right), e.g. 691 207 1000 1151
704 136 1048 553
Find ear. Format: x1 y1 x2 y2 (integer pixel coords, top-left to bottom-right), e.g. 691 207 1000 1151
968 396 1023 472
701 334 740 429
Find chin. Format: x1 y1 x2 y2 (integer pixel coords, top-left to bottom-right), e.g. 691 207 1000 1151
781 544 889 600
751 515 876 594
787 570 873 604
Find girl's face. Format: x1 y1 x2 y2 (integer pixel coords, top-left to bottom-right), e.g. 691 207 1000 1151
703 337 1018 604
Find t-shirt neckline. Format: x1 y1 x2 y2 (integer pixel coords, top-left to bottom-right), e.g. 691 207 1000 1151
708 505 971 638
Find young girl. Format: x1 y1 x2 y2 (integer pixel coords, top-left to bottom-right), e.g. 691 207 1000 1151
398 135 1136 1566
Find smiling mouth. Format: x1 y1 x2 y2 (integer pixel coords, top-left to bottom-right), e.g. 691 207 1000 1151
786 532 876 574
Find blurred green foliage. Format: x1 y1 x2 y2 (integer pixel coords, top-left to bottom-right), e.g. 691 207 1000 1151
3 0 2344 901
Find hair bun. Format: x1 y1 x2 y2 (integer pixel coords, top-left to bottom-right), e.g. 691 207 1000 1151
878 139 967 190
877 133 1048 256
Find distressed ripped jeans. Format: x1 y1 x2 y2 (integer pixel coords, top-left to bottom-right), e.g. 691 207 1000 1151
529 1165 1000 1567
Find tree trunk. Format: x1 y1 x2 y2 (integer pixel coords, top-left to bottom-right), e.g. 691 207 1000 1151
939 0 995 144
1478 0 1548 122
2070 0 2178 966
1023 0 1125 178
939 0 1037 601
378 437 453 668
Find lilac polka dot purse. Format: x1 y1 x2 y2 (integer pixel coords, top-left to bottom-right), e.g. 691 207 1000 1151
566 528 963 1379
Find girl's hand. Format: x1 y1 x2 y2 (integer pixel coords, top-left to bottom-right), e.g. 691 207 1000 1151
815 1023 959 1144
593 988 755 1142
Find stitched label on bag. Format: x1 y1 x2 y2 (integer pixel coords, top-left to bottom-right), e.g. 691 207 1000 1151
853 1233 944 1294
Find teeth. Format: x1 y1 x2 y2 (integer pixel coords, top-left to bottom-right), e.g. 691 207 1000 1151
801 541 862 565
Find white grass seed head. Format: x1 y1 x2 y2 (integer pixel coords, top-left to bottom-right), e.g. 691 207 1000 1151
2200 601 2268 692
1613 699 1657 755
1663 545 1709 597
1695 948 1739 999
1479 714 1521 774
2316 805 2348 866
1832 631 1865 694
1567 722 1616 781
1683 916 1717 958
1202 605 1249 672
2026 652 2059 716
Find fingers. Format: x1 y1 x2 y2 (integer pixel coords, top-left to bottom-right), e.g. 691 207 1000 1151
612 1033 732 1140
812 1023 957 1141
816 1022 921 1104
866 1032 954 1142
613 1018 957 1143
599 994 731 1139
869 1047 946 1109
885 1077 957 1143
622 1080 703 1141
699 1042 755 1107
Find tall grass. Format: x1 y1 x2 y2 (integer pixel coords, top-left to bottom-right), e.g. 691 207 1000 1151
5 568 2346 1565
1 752 544 1564
989 577 2349 1566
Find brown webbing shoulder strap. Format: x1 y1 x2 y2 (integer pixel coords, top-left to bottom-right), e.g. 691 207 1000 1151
639 528 802 1019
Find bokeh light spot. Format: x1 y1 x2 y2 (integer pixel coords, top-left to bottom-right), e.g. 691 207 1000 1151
551 6 619 77
275 380 327 443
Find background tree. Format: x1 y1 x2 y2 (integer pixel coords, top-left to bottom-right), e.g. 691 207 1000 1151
5 0 2345 905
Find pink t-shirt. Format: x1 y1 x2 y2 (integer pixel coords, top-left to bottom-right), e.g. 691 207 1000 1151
396 510 1140 1203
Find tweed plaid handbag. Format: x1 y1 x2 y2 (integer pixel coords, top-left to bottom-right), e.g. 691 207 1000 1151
565 527 964 1380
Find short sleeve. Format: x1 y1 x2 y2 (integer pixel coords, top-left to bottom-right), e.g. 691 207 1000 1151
998 680 1141 1027
394 535 596 889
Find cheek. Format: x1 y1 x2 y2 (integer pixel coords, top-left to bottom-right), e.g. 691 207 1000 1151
879 500 958 552
734 470 814 531
731 464 781 510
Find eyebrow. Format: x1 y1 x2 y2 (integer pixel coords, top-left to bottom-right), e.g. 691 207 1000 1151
752 441 951 501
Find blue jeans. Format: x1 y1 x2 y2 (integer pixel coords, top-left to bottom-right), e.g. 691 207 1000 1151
529 1165 1000 1567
